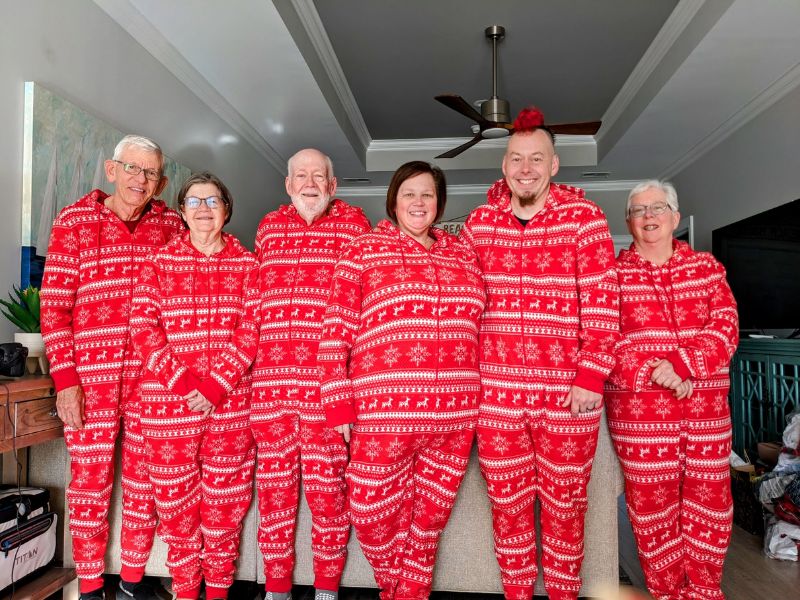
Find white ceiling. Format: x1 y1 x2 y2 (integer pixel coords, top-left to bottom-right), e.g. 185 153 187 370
94 0 800 194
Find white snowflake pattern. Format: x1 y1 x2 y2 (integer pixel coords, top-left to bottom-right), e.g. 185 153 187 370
364 437 382 460
548 341 565 365
368 269 386 288
673 305 688 325
560 438 579 460
222 274 239 291
269 344 286 363
695 483 713 503
628 396 645 418
491 433 510 454
632 304 652 325
392 266 413 281
406 343 430 366
159 442 177 463
594 245 612 267
360 352 377 371
653 394 672 419
95 304 114 323
78 227 94 245
451 343 468 365
496 339 509 361
313 268 332 286
261 269 278 287
652 486 669 506
382 345 401 367
387 437 405 459
535 252 553 272
294 344 310 364
559 249 575 270
501 251 517 271
689 394 706 417
103 225 122 242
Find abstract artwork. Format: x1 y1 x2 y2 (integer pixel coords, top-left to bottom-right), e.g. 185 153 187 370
21 82 191 287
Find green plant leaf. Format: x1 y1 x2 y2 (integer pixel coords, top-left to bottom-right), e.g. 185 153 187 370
24 286 40 322
0 309 29 332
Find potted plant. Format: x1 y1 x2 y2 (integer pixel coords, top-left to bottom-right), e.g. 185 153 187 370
0 285 48 374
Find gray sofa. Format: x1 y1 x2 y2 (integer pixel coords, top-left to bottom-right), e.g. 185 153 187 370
31 414 623 597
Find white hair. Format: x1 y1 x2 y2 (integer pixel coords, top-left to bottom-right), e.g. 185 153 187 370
287 149 334 179
113 135 163 162
626 179 679 217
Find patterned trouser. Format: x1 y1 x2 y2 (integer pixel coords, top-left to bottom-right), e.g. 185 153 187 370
141 386 255 600
477 398 601 600
251 394 350 592
347 427 474 600
606 388 733 600
64 381 157 594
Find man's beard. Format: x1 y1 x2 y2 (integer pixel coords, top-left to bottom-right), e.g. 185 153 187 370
292 194 330 222
515 190 539 207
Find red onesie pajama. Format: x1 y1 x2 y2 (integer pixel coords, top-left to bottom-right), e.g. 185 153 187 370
250 199 370 593
130 231 260 599
459 179 620 600
605 241 738 600
41 189 183 593
319 220 486 600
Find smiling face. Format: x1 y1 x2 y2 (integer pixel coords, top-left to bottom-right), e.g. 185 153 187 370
395 172 438 244
104 146 166 215
180 182 228 237
286 149 336 223
502 129 559 210
627 187 680 248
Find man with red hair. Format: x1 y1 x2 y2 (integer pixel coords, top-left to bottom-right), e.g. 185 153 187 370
459 108 620 600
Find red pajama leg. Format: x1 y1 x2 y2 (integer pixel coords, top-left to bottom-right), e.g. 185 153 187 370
476 400 538 600
252 398 301 593
65 383 120 593
143 399 204 599
536 405 601 600
298 406 350 590
119 400 157 582
200 387 256 596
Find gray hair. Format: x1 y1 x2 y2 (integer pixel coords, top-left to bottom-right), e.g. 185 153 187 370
113 135 163 162
626 179 679 217
287 149 334 179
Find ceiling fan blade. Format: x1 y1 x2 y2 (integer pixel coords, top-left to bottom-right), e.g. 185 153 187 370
548 121 602 135
436 134 483 159
435 94 488 126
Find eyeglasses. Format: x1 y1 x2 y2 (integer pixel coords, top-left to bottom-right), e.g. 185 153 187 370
183 196 226 210
628 201 672 219
113 160 162 181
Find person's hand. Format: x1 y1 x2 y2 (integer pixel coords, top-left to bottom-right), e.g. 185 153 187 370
649 359 683 390
334 423 352 443
561 385 603 415
674 379 694 400
56 385 85 429
183 389 214 418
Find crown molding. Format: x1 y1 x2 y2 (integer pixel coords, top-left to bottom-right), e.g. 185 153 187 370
339 179 645 198
289 0 372 149
661 61 800 179
93 0 286 174
598 0 706 140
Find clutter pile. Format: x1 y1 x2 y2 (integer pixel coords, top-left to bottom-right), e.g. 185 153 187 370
754 411 800 560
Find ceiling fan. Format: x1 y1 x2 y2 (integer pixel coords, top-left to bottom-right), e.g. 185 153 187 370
434 25 602 159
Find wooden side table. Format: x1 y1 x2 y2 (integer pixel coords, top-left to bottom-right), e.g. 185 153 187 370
0 374 76 599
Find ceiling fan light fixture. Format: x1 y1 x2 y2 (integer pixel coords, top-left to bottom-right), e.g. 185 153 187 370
482 127 510 139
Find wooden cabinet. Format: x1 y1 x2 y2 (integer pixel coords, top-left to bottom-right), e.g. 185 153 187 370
0 375 75 599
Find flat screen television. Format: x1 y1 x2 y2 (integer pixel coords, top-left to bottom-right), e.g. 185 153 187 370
711 199 800 334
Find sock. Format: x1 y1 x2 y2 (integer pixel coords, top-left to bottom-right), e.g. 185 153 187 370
264 593 292 600
315 590 338 600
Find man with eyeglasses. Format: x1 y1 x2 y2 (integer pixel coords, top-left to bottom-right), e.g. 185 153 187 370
250 148 370 600
459 108 620 600
41 135 184 600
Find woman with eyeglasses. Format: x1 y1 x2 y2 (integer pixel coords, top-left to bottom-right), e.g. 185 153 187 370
604 180 738 600
130 172 260 600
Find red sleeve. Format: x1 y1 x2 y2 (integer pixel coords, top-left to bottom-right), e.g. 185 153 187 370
317 242 364 427
572 210 620 392
129 256 203 395
40 214 81 391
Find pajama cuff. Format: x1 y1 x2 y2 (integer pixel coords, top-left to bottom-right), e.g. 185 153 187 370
325 402 356 428
666 350 692 381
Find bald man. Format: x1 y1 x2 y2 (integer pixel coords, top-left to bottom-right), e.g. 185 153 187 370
250 149 371 600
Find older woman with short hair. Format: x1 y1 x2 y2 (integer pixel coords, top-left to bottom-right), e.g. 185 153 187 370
130 172 259 600
605 180 738 600
318 161 485 600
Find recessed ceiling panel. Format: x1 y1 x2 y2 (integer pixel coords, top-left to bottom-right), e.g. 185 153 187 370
314 0 676 139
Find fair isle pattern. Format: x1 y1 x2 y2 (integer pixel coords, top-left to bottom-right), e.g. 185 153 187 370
605 241 738 600
318 220 485 600
129 231 260 596
251 200 370 593
458 179 620 600
39 189 183 588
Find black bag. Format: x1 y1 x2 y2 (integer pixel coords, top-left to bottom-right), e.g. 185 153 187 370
0 486 57 593
0 343 28 378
